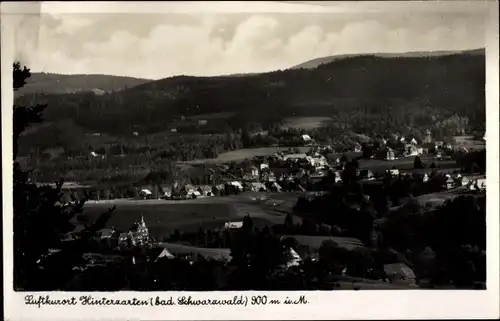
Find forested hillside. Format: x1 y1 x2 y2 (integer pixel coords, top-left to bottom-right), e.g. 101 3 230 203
291 48 485 70
15 72 151 96
14 49 485 137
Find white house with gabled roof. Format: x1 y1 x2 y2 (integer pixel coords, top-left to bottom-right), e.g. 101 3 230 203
284 153 307 162
301 134 312 143
155 248 175 261
224 221 244 229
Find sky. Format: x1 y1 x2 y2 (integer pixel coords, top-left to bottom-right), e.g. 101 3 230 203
10 1 488 80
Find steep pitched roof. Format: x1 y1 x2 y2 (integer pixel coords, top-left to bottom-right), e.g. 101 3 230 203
384 263 416 280
156 248 175 261
198 185 212 192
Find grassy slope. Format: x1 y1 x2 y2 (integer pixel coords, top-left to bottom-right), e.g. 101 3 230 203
182 146 311 164
80 193 302 238
16 72 151 96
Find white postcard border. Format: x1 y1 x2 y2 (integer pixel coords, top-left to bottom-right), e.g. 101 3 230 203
2 1 499 320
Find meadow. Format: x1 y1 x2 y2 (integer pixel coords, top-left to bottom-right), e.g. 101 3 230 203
185 112 236 120
153 243 232 261
280 116 332 130
451 138 485 151
183 149 459 172
358 156 458 173
280 235 365 251
80 193 302 238
183 146 311 164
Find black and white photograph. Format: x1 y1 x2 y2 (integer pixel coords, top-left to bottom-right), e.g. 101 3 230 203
2 0 499 319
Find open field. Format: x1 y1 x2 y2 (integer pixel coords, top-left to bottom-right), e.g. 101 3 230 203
82 202 232 237
183 146 311 164
37 182 94 189
80 192 302 238
382 188 477 217
280 235 365 251
375 189 480 230
412 192 462 207
183 150 459 169
183 148 459 169
185 112 236 120
451 136 485 151
330 279 415 290
153 243 232 261
325 152 362 163
358 156 457 173
280 116 332 130
453 141 485 150
408 188 475 207
387 192 459 211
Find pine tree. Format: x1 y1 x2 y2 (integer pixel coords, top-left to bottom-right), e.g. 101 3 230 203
284 213 294 233
152 184 159 199
13 62 115 290
414 156 424 169
242 214 254 232
241 130 252 148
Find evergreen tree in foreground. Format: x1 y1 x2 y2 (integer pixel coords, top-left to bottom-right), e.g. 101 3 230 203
414 156 425 169
13 62 115 290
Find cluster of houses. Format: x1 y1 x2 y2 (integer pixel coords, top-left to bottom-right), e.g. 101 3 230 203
150 233 417 288
134 136 485 201
380 132 485 161
361 133 458 161
76 207 423 288
443 173 486 191
137 148 334 200
377 169 485 192
77 213 420 289
139 180 283 200
79 144 484 289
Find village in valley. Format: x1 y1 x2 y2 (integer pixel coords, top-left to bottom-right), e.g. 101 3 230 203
12 9 487 292
46 123 485 291
15 74 487 292
105 138 461 202
131 130 486 202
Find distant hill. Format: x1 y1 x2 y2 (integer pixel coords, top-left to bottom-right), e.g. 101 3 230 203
292 48 485 70
15 48 485 135
15 72 152 96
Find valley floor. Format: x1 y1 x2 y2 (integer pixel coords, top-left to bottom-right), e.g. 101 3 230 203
82 192 303 238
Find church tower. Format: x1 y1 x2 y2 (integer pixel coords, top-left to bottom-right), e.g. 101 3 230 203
137 215 149 244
